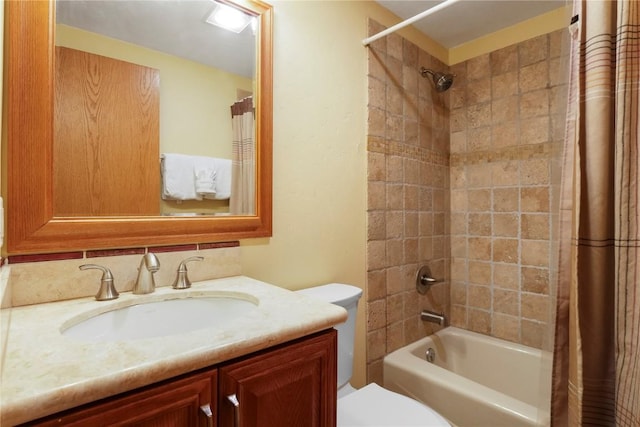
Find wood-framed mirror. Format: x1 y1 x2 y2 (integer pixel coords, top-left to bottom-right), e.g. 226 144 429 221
4 0 272 254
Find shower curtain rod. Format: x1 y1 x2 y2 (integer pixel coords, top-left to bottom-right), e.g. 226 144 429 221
362 0 462 46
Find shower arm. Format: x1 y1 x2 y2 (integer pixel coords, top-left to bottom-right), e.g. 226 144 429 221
421 68 434 78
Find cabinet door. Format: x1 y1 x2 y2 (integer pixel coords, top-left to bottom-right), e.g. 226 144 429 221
54 46 160 217
28 369 217 427
218 330 337 427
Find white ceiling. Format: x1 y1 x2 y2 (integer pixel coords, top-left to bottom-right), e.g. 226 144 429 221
375 0 566 48
56 1 257 78
56 1 567 78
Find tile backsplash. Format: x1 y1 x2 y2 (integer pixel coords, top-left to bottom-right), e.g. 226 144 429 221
4 242 241 307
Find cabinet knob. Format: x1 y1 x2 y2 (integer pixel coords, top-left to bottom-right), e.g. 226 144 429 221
227 394 240 427
199 404 214 427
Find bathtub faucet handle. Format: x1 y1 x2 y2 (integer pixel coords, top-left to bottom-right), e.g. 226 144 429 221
420 275 437 284
416 265 442 294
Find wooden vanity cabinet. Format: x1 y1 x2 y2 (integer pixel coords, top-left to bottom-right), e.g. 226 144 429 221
24 330 336 427
27 369 217 427
219 329 337 427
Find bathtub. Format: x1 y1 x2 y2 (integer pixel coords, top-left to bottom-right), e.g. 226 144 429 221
383 327 552 427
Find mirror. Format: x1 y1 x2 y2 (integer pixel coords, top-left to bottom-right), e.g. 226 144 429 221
4 0 272 254
54 0 258 217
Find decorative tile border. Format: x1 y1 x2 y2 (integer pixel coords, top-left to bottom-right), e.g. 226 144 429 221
450 141 561 166
146 244 199 253
7 242 240 264
86 248 146 258
7 252 84 264
367 135 450 166
199 241 240 250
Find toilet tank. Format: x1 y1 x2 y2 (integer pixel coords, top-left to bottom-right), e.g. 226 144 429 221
296 283 363 390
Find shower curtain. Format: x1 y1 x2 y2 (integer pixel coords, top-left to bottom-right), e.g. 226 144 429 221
230 96 256 215
551 1 639 426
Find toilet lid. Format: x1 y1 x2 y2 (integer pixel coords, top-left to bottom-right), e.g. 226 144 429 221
337 383 451 427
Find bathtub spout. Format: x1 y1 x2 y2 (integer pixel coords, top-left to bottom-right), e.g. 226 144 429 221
421 310 446 326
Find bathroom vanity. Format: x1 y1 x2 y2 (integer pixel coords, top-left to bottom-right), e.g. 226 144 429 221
28 330 336 426
0 276 346 426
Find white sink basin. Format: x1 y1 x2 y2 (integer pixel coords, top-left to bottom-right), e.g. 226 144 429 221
61 296 259 342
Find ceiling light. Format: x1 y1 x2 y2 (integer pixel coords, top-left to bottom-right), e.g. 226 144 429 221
205 2 252 34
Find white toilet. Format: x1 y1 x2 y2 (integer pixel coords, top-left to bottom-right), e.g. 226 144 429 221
297 283 451 426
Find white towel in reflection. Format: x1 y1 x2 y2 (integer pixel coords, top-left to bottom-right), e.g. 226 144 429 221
194 157 231 200
194 168 217 198
161 153 232 201
209 158 232 200
161 153 201 201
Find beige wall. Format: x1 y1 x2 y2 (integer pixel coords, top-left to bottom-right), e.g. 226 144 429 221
240 0 373 388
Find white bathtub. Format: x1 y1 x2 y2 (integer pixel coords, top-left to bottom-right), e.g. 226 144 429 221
383 327 552 427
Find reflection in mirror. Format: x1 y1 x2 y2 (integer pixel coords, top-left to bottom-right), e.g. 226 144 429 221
5 0 272 254
54 0 257 216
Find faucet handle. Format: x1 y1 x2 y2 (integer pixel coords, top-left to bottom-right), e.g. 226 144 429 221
172 256 204 290
416 265 443 294
79 264 119 301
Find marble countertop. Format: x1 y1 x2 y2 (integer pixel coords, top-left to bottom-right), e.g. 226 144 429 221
0 276 347 426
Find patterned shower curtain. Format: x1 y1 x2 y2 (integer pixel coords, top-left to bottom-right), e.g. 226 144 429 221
551 1 639 425
230 96 256 215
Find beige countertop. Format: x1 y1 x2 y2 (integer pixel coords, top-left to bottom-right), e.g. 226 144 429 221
0 276 347 426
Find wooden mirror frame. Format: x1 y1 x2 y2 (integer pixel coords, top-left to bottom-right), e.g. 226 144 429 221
4 0 272 254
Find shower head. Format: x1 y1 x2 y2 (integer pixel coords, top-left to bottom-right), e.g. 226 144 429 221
420 67 455 92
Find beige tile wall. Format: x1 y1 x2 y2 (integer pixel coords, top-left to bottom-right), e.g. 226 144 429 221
448 30 567 349
365 25 568 381
366 20 451 384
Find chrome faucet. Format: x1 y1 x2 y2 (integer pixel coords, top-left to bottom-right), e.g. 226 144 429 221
133 253 160 294
79 264 119 301
421 310 446 326
172 256 204 290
